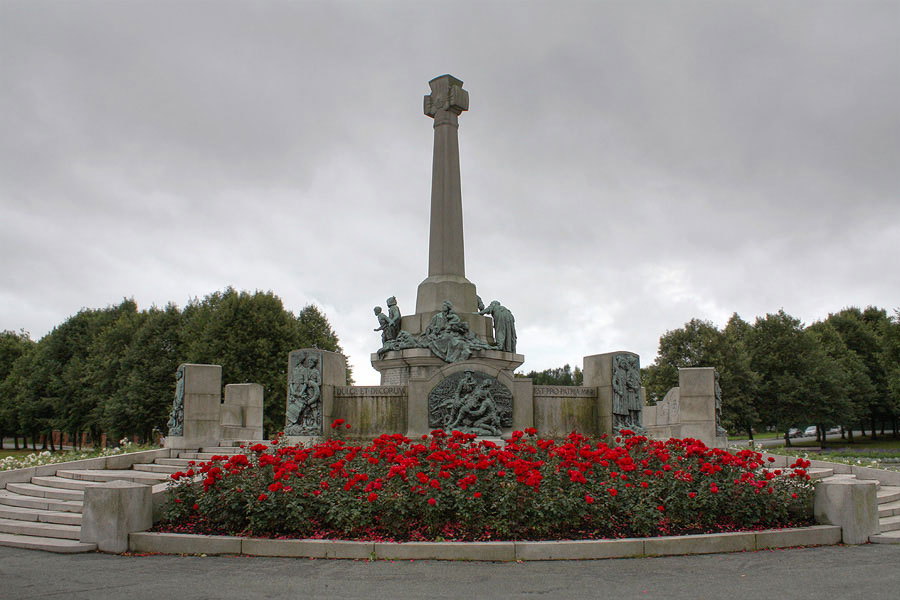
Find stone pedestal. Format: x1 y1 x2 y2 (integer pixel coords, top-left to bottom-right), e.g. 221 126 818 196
222 383 264 441
583 351 642 437
165 364 222 450
676 368 727 448
80 481 152 553
814 478 879 544
372 348 523 386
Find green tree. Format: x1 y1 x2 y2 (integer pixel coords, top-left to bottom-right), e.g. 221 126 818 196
718 314 761 439
522 364 583 386
0 330 36 448
181 288 347 435
643 319 724 403
747 310 845 446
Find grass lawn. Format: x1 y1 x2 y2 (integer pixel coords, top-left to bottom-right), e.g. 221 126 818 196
727 431 780 441
0 448 38 460
789 436 900 458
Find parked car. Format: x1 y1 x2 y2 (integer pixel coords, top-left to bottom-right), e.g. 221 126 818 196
788 428 802 438
804 425 817 437
827 426 841 434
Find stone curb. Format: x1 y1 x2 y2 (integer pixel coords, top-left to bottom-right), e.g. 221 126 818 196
128 525 841 560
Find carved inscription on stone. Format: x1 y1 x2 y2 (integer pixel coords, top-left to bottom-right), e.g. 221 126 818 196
533 386 598 398
428 370 512 436
167 364 185 437
285 350 322 435
334 386 406 397
612 353 644 434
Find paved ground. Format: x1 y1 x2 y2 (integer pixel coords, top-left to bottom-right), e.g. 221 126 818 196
1 543 899 599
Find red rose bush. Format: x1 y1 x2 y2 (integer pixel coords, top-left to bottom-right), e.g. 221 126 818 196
159 427 814 541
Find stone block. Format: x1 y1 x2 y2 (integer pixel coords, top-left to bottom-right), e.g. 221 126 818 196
129 532 242 555
678 367 716 397
331 386 407 438
643 532 755 556
515 538 644 560
755 526 841 549
678 396 715 422
814 478 879 544
80 481 152 553
532 390 597 437
511 377 535 431
375 541 515 561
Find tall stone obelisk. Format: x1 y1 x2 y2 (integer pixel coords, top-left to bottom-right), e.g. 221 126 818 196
415 74 478 315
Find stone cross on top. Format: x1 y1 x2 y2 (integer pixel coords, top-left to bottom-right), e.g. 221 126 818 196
424 74 469 126
416 74 478 315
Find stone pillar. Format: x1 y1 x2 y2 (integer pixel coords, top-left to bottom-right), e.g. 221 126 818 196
222 383 264 441
80 481 152 553
583 351 642 437
285 349 347 439
583 353 614 436
165 364 222 450
677 367 726 448
814 479 879 544
416 74 478 315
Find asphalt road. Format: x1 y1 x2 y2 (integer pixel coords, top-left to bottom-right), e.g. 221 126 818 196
1 543 899 600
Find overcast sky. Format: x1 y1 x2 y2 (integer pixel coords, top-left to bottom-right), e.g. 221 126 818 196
1 1 898 385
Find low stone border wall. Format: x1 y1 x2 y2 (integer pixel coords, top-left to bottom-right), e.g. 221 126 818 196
0 448 173 489
129 525 841 561
760 452 900 486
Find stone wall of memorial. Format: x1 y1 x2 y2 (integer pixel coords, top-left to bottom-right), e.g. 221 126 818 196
532 386 599 438
332 386 408 439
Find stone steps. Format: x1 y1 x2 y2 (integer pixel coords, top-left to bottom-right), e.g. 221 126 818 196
31 475 105 491
871 484 900 544
876 486 900 504
0 516 82 540
154 458 198 467
878 514 900 533
0 503 82 525
878 499 900 518
56 469 170 486
0 449 189 553
0 532 96 553
6 482 84 502
132 463 183 475
0 489 83 513
869 530 900 544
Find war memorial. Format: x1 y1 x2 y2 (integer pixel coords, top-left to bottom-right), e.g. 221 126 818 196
1 76 896 558
165 74 724 450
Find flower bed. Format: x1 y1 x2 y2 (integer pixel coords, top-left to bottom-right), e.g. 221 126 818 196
157 426 815 542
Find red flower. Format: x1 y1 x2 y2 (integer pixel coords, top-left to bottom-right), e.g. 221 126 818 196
608 488 618 497
192 503 199 511
710 483 719 494
345 423 351 429
585 494 594 504
657 505 665 511
688 492 696 498
367 492 378 502
428 498 437 506
331 419 345 429
258 493 268 501
473 492 482 499
497 470 506 477
524 427 537 436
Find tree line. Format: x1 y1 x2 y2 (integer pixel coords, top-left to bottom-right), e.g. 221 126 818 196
0 288 346 449
643 307 900 443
